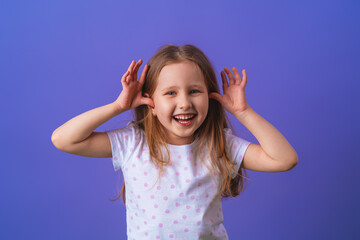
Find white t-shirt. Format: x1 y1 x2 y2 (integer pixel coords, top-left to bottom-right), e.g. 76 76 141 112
106 122 251 240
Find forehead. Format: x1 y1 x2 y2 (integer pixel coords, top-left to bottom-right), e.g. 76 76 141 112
156 61 206 89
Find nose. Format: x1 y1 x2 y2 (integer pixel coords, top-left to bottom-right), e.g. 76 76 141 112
178 93 192 110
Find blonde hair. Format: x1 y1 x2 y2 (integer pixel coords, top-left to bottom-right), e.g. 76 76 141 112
110 44 249 204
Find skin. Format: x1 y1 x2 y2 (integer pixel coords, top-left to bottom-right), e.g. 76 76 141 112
151 61 209 145
53 58 298 172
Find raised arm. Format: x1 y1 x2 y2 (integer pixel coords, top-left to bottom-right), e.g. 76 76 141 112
51 59 154 158
209 67 298 172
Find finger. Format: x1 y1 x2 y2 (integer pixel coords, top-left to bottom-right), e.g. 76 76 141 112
128 60 136 74
232 67 242 85
209 92 223 105
241 69 247 87
138 64 149 87
224 67 236 85
133 59 143 74
220 71 229 90
121 71 130 85
140 96 155 108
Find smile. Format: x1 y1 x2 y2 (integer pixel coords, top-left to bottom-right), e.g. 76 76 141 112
173 114 196 126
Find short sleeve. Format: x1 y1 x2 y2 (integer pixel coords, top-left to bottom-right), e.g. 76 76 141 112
105 122 140 172
224 128 252 179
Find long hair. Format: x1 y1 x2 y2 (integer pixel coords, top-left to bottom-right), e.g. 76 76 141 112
110 44 249 204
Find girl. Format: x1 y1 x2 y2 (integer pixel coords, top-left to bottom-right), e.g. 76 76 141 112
52 44 298 239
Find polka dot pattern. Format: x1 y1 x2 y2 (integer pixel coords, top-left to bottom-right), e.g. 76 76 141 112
106 123 251 239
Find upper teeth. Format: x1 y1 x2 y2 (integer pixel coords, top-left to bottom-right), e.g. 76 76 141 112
174 115 194 120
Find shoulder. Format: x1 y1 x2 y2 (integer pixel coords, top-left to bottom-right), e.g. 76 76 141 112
106 121 145 144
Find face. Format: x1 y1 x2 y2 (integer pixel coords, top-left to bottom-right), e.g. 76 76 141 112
152 61 209 145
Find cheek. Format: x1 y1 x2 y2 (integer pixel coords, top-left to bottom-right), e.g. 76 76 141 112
154 99 173 116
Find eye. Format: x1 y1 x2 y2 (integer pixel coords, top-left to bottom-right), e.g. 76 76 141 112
190 89 200 94
166 91 176 95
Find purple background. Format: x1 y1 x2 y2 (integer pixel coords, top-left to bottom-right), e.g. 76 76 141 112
1 0 359 239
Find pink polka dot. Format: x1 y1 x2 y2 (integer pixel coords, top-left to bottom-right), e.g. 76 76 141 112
173 220 178 224
159 223 163 227
186 205 191 209
217 213 220 218
239 155 243 160
196 208 200 213
171 184 175 189
184 228 189 232
154 204 158 208
144 160 149 164
198 232 202 236
210 184 215 188
219 207 222 211
184 167 188 170
144 183 148 187
198 183 202 187
233 144 237 149
176 202 181 207
176 172 180 176
142 209 146 213
182 215 187 219
133 177 137 181
150 195 155 199
205 193 209 198
137 195 141 199
163 196 168 200
179 193 184 197
187 157 191 161
125 136 128 140
190 195 195 200
144 171 148 176
130 199 133 203
156 236 160 239
197 221 201 225
152 215 156 219
136 204 139 208
125 168 128 171
144 221 147 224
114 157 118 161
186 179 190 183
157 186 161 190
145 232 148 236
135 212 138 216
137 225 140 230
169 234 174 238
131 216 133 220
178 155 181 159
137 155 140 159
165 209 170 214
132 163 136 168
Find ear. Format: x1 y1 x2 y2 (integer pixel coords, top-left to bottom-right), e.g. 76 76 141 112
144 93 156 116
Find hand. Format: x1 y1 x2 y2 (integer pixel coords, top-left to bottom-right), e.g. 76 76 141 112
209 67 250 115
113 59 154 111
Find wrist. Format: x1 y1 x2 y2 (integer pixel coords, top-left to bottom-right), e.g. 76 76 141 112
233 106 253 121
110 102 127 115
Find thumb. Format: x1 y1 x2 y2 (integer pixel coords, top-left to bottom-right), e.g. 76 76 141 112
209 92 223 104
140 97 155 108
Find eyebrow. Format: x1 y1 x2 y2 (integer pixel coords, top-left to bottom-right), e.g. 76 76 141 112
160 84 205 92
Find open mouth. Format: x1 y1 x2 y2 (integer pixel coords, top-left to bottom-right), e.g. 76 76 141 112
173 114 196 126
